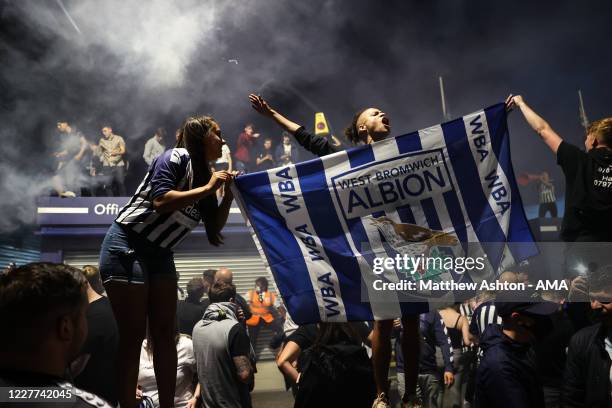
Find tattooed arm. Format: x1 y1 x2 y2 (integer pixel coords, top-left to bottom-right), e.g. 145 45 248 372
233 355 254 384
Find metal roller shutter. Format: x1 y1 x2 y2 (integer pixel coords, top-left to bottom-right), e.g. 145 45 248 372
64 250 280 360
0 245 40 269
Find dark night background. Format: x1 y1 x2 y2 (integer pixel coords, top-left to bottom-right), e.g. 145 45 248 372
1 0 611 232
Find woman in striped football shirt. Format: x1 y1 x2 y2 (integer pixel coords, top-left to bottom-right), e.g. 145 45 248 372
99 116 235 408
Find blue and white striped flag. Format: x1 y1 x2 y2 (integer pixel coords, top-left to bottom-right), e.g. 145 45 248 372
233 103 537 324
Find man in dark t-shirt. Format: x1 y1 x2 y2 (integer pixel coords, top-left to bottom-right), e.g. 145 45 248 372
177 277 206 335
509 95 612 241
255 138 276 171
556 139 612 241
73 296 118 405
72 266 119 406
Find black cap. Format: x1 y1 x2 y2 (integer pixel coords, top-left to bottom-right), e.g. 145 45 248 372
494 289 559 317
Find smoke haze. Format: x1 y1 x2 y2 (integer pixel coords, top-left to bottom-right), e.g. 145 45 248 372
1 0 611 231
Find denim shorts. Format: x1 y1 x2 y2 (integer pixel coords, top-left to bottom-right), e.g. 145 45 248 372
99 222 177 284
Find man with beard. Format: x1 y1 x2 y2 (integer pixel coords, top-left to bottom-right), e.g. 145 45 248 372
474 293 558 408
563 264 612 407
0 263 112 407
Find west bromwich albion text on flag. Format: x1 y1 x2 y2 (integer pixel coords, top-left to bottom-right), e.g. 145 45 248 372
233 103 537 324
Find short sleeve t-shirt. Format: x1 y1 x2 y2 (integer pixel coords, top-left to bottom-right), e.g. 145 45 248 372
228 324 251 357
216 144 231 165
74 297 119 406
139 336 197 408
556 142 612 241
58 130 84 158
287 324 318 350
98 134 125 167
256 148 276 171
176 299 205 336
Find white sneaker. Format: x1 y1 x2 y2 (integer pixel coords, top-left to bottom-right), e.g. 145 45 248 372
60 191 76 198
372 392 391 408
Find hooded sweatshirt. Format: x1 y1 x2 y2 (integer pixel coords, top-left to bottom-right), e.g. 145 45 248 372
192 302 251 408
474 324 544 408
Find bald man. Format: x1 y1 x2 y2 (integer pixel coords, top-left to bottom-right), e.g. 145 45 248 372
215 267 252 323
215 267 233 284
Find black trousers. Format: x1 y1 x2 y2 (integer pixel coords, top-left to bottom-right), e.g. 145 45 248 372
102 166 126 196
247 318 283 351
539 202 558 218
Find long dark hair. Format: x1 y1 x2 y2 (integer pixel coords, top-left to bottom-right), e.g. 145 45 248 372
312 322 363 350
176 116 223 246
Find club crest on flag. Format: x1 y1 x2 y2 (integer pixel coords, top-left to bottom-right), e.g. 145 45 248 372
233 103 538 324
370 216 458 279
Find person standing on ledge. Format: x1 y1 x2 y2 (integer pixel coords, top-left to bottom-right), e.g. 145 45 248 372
249 93 424 408
99 115 235 408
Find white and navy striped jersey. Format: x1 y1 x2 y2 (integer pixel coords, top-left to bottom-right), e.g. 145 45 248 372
116 148 200 249
458 302 474 351
459 302 474 321
538 181 556 204
469 301 501 338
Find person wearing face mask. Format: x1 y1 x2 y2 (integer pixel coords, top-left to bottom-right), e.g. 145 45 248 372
245 277 283 352
473 293 558 408
563 264 612 408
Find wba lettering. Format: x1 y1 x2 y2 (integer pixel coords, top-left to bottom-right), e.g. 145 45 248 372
469 115 489 162
484 169 510 216
293 222 341 319
295 224 324 261
276 167 301 213
318 272 340 317
469 115 510 216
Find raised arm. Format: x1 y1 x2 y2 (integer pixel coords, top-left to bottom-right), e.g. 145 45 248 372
249 94 301 133
249 94 338 157
506 94 563 154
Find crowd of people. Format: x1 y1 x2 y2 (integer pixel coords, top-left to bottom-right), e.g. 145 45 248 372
51 119 304 198
1 92 609 408
2 261 612 408
53 121 132 197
